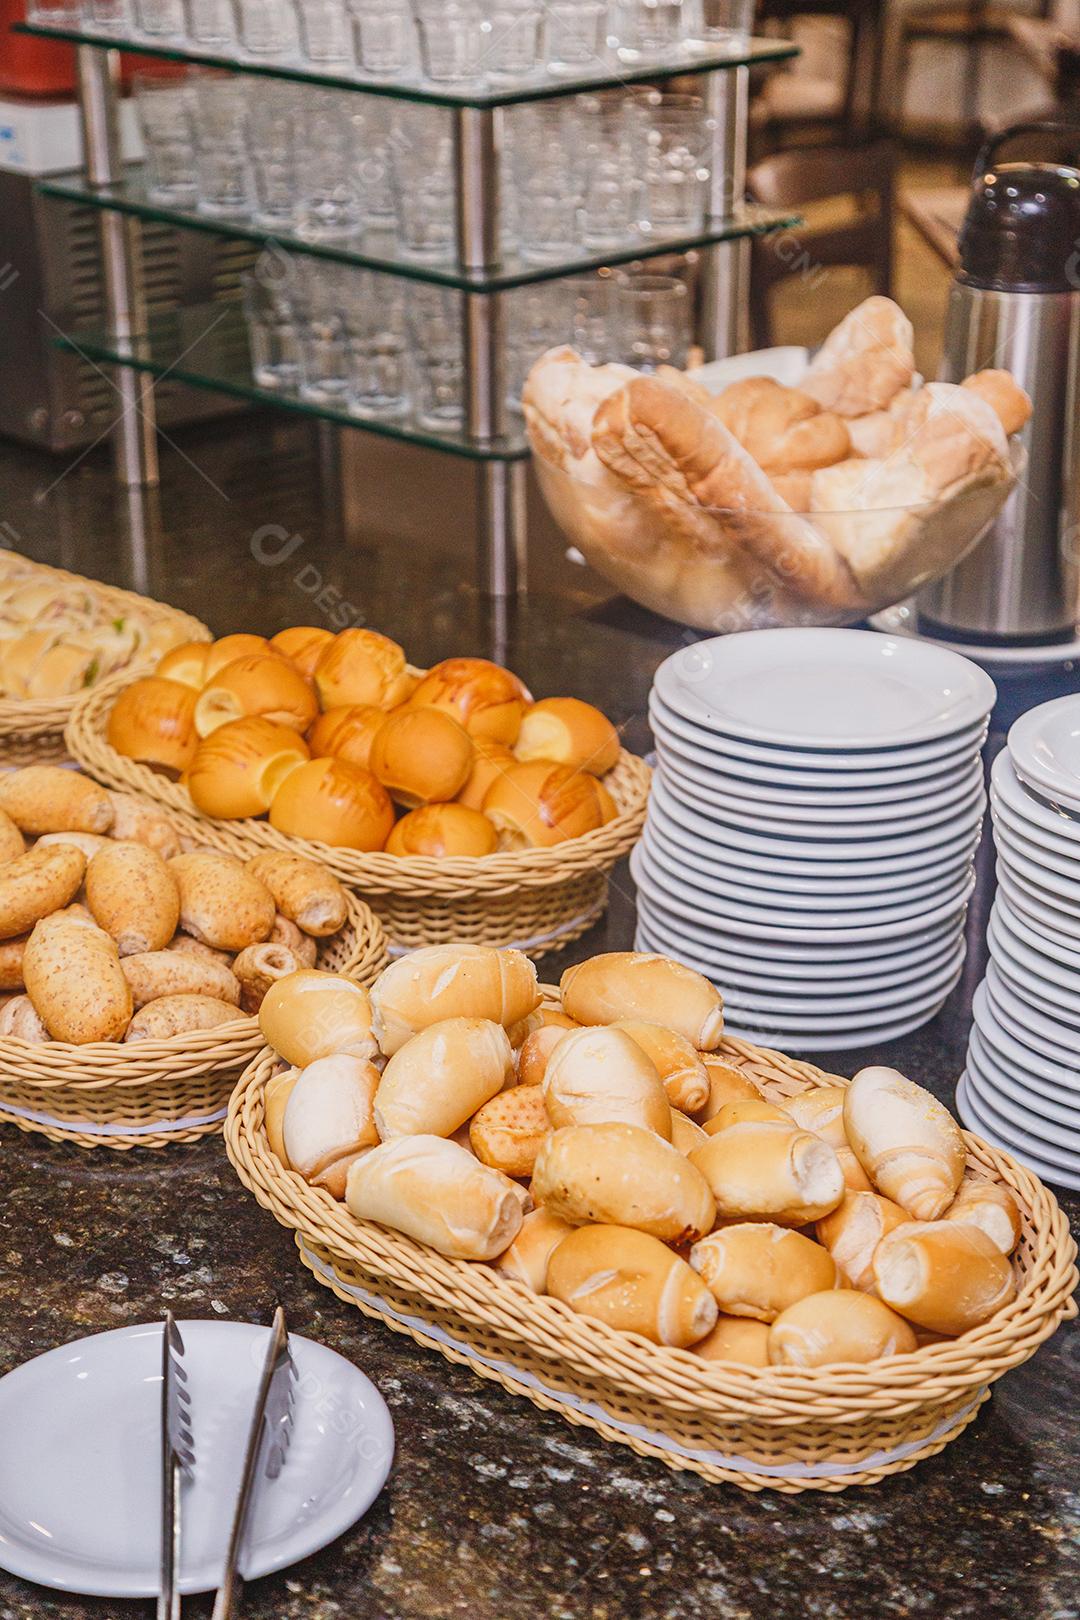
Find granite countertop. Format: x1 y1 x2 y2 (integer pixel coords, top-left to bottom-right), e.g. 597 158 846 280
0 421 1077 1619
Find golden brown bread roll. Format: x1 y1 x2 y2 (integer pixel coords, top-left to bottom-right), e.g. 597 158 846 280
0 767 113 837
369 708 475 808
263 1066 299 1164
542 1025 672 1137
231 942 306 1012
0 993 51 1041
384 804 498 858
492 1207 574 1291
469 1084 550 1178
815 1190 910 1292
456 739 516 813
314 628 412 711
23 913 132 1043
168 852 275 952
482 761 608 849
166 933 234 969
268 757 395 850
156 640 211 689
961 369 1032 437
120 949 241 1009
690 1223 838 1321
514 697 620 776
784 1085 849 1148
843 1066 966 1220
703 1098 792 1134
561 952 724 1051
0 932 27 991
306 705 387 771
670 1109 709 1154
85 842 180 957
609 1020 709 1114
345 1135 524 1260
532 1122 715 1243
0 844 86 940
258 970 377 1066
34 831 110 860
941 1174 1022 1255
187 716 310 818
506 1009 544 1048
406 657 530 745
689 1121 845 1225
546 1224 718 1348
268 913 318 967
0 807 25 864
370 944 540 1056
711 376 851 473
244 850 348 937
193 654 318 738
873 1220 1017 1335
768 1289 918 1366
269 626 334 677
373 1017 513 1139
124 993 240 1041
202 634 279 682
699 1057 764 1119
107 678 201 775
105 793 183 860
516 1023 569 1087
281 1052 380 1198
800 297 916 418
692 1315 771 1366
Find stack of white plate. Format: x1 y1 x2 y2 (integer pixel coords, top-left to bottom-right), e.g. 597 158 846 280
960 695 1080 1191
634 628 995 1051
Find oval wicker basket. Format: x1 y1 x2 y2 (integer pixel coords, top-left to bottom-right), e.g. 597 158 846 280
0 888 387 1152
225 1026 1078 1493
65 669 651 959
0 552 210 762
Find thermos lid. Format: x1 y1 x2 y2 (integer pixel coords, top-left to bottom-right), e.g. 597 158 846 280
958 122 1080 293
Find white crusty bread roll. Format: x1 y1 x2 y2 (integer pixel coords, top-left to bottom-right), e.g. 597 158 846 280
690 1223 838 1322
962 368 1032 436
942 1174 1022 1255
542 1026 672 1137
610 1020 709 1114
768 1289 918 1366
692 1315 771 1366
532 1123 715 1243
281 1053 380 1198
264 1067 299 1165
546 1224 718 1348
493 1207 575 1292
560 952 724 1050
522 346 636 472
105 793 183 860
711 375 851 473
258 970 377 1067
815 1190 910 1292
85 842 181 957
703 1098 792 1134
370 944 540 1056
231 942 306 1013
505 1009 544 1049
517 1024 569 1087
801 296 915 418
0 933 27 991
0 808 25 863
785 1086 848 1149
168 852 276 953
23 913 132 1043
837 1147 875 1193
873 1220 1017 1335
514 697 620 776
0 993 51 1042
843 1066 966 1220
244 851 348 938
124 993 240 1041
345 1135 524 1260
121 950 241 1009
690 1121 844 1225
470 1085 550 1178
0 844 86 940
373 1018 513 1139
0 766 113 836
699 1056 764 1120
670 1110 708 1155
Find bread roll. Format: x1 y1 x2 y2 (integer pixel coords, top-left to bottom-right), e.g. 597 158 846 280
517 1023 568 1087
373 1017 513 1139
699 1057 764 1119
561 953 724 1050
314 628 412 711
244 850 348 937
168 852 276 952
546 1225 717 1348
202 634 279 682
942 1174 1022 1255
961 369 1032 437
121 949 241 1009
281 1052 380 1198
0 807 25 863
35 831 111 860
369 708 474 809
456 739 515 812
692 1315 771 1366
105 793 183 860
768 1289 918 1366
268 913 318 967
470 1084 550 1178
493 1207 574 1291
268 757 395 850
785 1086 848 1149
406 657 529 745
873 1221 1017 1335
23 913 132 1043
837 1146 875 1193
610 1020 709 1114
263 1066 299 1164
385 804 497 859
532 1123 715 1243
107 677 199 775
0 932 27 991
815 1190 910 1292
690 1224 838 1321
187 717 310 818
345 1135 523 1260
711 375 851 473
231 942 305 1012
506 1009 544 1048
704 1098 792 1134
370 944 540 1056
193 654 318 738
801 297 915 418
843 1066 966 1220
690 1122 844 1225
0 844 86 940
258 970 377 1066
0 767 113 837
306 705 386 771
670 1109 708 1154
482 761 607 849
124 993 240 1041
0 992 51 1041
156 640 211 689
514 698 620 776
542 1026 672 1137
85 842 180 957
269 625 334 677
166 933 234 969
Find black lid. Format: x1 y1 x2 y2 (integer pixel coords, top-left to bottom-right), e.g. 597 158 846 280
958 122 1080 293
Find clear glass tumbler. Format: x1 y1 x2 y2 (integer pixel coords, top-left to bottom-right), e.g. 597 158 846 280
576 90 648 250
564 270 615 364
485 0 545 80
617 270 691 369
185 0 236 43
134 0 185 35
612 0 687 59
545 0 608 75
692 0 753 47
341 271 410 420
508 102 582 263
297 90 363 242
390 105 456 260
243 269 302 391
351 100 397 232
192 72 255 217
85 0 131 31
505 283 567 414
407 286 465 431
295 261 351 406
295 0 354 64
133 71 198 206
412 0 484 83
232 0 298 55
248 85 303 232
641 92 712 236
349 0 415 74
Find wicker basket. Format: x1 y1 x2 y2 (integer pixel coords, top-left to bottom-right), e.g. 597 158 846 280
65 670 651 959
0 889 387 1151
224 1028 1078 1492
0 552 210 761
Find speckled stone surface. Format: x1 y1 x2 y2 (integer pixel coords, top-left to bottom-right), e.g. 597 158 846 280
0 422 1077 1619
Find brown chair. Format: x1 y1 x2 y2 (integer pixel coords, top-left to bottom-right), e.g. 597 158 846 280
745 140 896 350
752 0 887 152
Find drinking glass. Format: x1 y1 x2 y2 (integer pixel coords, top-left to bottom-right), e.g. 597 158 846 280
233 0 298 55
691 0 753 47
351 100 397 232
641 93 712 235
28 0 81 24
297 90 362 241
390 105 455 260
485 0 545 80
295 0 353 64
565 270 615 364
505 284 566 414
295 261 351 405
407 286 464 430
185 0 236 43
340 271 410 420
85 0 131 31
576 90 649 250
617 270 691 369
248 85 303 232
546 0 608 75
243 269 302 391
133 72 198 206
612 0 687 59
134 0 185 35
508 101 582 263
192 72 254 217
349 0 415 75
412 0 484 83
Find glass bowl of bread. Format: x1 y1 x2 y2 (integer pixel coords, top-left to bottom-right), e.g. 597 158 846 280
526 298 1029 633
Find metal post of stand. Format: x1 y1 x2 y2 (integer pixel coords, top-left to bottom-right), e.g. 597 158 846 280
75 45 159 488
698 64 750 361
455 105 527 599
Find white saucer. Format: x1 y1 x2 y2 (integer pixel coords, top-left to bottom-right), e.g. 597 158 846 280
654 629 996 750
989 898 1080 995
991 750 1080 846
991 802 1080 881
656 757 984 828
0 1320 393 1598
871 601 1080 674
718 944 965 1018
963 1062 1080 1159
973 982 1080 1091
996 862 1080 947
1008 695 1080 815
970 1022 1080 1116
983 963 1078 1067
720 993 957 1054
957 1075 1080 1191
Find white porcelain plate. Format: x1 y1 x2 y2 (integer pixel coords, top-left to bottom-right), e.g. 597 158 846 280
972 982 1080 1092
963 1061 1080 1158
655 754 983 825
1008 694 1080 815
717 988 958 1052
989 898 1080 998
716 944 966 1019
995 836 1080 911
991 750 1080 847
633 911 963 980
991 802 1080 882
969 1022 1080 1118
982 962 1079 1066
0 1321 394 1598
957 1075 1080 1191
996 860 1080 947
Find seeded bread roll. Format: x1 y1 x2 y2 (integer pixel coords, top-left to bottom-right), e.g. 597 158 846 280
610 1020 709 1114
690 1223 838 1321
0 844 86 940
35 831 111 861
873 1220 1017 1335
0 993 51 1042
0 933 27 991
546 1224 718 1348
268 913 318 966
121 949 241 1009
345 1135 524 1260
532 1122 715 1243
692 1315 771 1366
281 1053 380 1199
492 1207 575 1292
843 1066 966 1220
370 944 540 1057
124 993 240 1042
704 1098 792 1134
373 1018 513 1140
168 852 276 953
941 1174 1022 1255
561 952 724 1050
699 1057 764 1120
166 934 234 969
231 942 306 1013
258 970 377 1067
0 766 113 836
689 1122 845 1226
85 842 181 957
244 850 348 938
768 1289 918 1367
469 1084 551 1178
0 807 25 864
23 913 132 1043
542 1025 672 1137
815 1190 910 1292
105 793 183 860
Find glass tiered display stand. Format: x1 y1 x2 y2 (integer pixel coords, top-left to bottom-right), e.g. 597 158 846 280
19 10 798 595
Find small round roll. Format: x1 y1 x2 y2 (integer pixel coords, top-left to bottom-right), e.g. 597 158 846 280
23 913 132 1043
258 970 377 1067
168 852 276 953
532 1122 715 1244
561 953 724 1051
193 653 318 738
107 677 199 775
542 1025 672 1137
704 1098 792 1134
514 697 620 776
768 1290 918 1367
306 705 387 771
314 628 413 711
373 1017 513 1139
456 739 515 813
370 944 540 1057
384 804 497 858
815 1190 910 1292
516 1024 568 1087
482 762 608 849
0 844 86 941
610 1020 709 1114
690 1224 838 1321
369 708 474 808
941 1175 1022 1255
281 1052 380 1199
345 1134 524 1260
492 1207 574 1292
232 942 306 1012
263 1067 299 1165
187 716 310 818
785 1086 849 1149
692 1315 771 1366
124 993 240 1041
85 841 180 957
689 1122 845 1226
244 850 348 937
268 757 395 850
546 1225 718 1349
844 1066 966 1220
873 1220 1017 1335
406 657 529 745
202 633 278 682
0 767 113 837
269 626 334 677
470 1084 551 1178
121 949 240 1009
156 640 211 689
699 1057 764 1120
